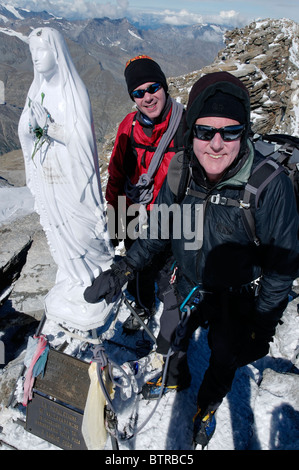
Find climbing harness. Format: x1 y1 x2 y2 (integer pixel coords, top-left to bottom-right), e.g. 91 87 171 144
120 284 208 441
180 285 205 313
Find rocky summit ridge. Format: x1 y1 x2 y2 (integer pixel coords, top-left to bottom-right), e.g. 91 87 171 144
167 18 299 137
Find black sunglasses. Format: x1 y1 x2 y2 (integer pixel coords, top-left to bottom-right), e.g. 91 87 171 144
131 82 162 99
193 124 245 141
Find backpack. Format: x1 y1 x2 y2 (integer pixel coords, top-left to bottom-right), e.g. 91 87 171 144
168 134 299 245
253 133 299 210
242 134 299 244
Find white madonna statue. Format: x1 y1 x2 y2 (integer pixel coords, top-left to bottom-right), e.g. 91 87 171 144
18 27 114 331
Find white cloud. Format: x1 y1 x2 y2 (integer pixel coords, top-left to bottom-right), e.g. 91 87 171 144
157 8 204 26
205 10 249 26
144 8 247 27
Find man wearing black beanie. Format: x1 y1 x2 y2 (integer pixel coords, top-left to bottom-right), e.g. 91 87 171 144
124 55 168 98
85 71 298 449
105 55 184 333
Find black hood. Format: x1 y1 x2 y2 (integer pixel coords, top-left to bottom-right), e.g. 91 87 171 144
183 71 251 157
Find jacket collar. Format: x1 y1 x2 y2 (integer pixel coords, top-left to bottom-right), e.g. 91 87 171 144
136 94 172 136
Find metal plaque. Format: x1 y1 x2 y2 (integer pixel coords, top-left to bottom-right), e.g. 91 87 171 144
34 348 90 411
25 349 90 449
26 393 87 450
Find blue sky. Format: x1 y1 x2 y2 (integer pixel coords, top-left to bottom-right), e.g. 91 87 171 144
6 0 299 26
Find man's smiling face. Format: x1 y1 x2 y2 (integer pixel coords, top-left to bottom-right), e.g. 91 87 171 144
133 82 167 120
193 116 242 183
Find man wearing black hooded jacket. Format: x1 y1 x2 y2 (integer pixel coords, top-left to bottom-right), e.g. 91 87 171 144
84 72 299 448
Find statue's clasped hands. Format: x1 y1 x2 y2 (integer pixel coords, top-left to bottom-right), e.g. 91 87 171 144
30 101 50 130
29 101 53 160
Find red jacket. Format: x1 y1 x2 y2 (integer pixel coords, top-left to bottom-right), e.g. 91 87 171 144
106 105 181 212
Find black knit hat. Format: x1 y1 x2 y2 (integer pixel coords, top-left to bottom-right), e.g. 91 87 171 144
184 71 251 152
197 90 246 124
124 55 168 98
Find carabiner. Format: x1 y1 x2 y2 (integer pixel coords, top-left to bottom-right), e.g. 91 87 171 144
180 285 203 312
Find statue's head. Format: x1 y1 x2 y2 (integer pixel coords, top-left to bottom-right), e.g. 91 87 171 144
29 29 58 79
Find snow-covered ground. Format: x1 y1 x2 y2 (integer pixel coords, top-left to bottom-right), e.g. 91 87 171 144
0 265 298 451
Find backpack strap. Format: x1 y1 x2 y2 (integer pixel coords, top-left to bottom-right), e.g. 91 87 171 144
167 150 191 201
254 134 299 167
254 133 299 212
240 157 285 245
262 133 299 150
171 113 185 153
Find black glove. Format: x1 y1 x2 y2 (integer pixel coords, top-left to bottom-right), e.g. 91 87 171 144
84 258 135 304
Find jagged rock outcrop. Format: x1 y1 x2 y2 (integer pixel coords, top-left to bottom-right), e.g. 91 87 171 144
169 18 299 136
0 150 56 325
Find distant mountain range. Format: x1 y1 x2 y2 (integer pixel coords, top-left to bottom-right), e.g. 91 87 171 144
0 3 227 154
0 4 227 79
